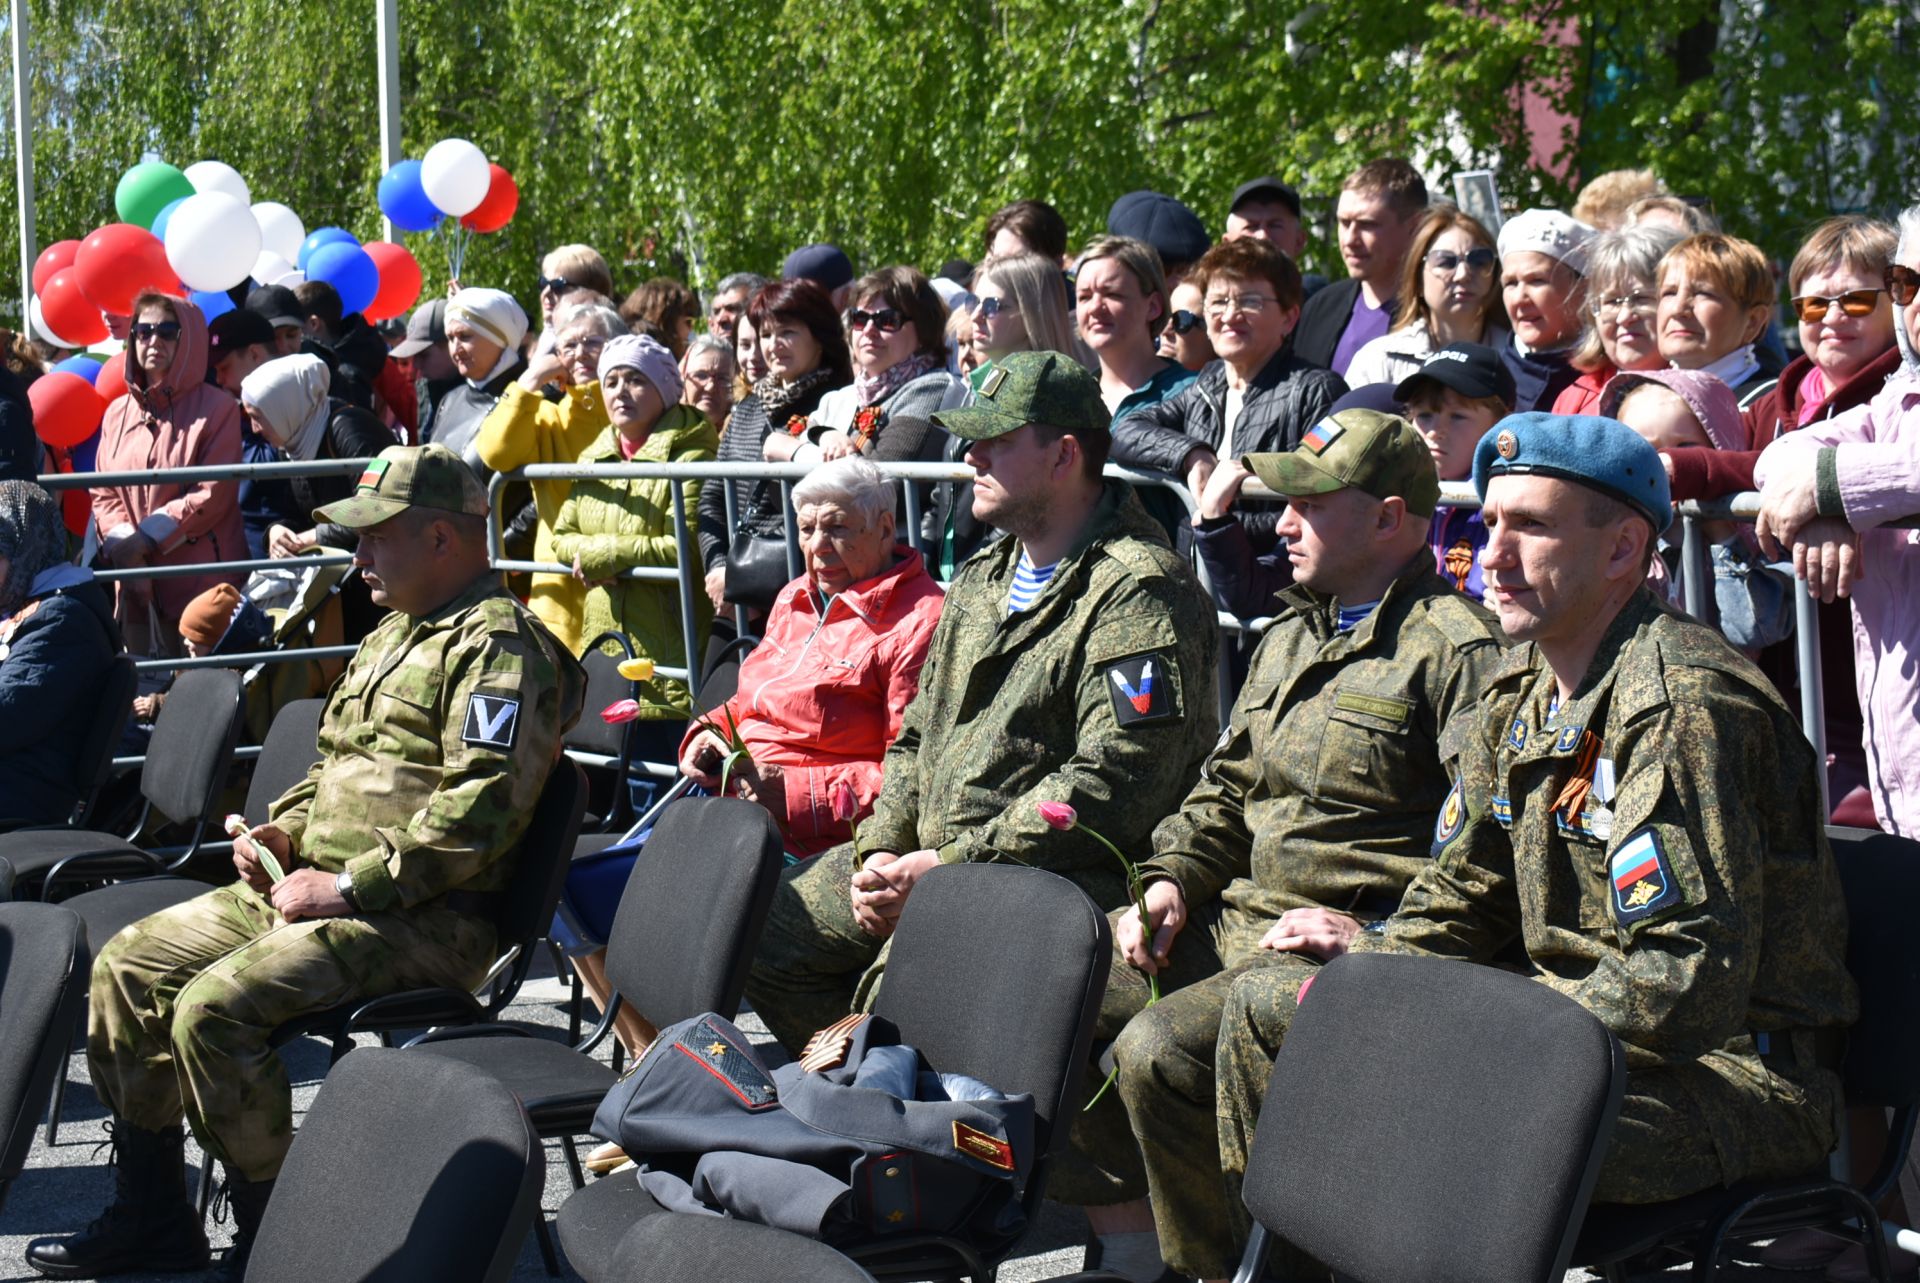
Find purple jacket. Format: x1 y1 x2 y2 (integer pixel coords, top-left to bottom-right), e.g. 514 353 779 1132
1755 367 1920 837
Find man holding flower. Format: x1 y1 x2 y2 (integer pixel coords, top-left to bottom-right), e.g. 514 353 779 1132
1057 409 1506 1283
744 351 1219 1056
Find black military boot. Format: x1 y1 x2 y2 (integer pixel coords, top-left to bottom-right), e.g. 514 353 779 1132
24 1120 210 1277
211 1170 275 1283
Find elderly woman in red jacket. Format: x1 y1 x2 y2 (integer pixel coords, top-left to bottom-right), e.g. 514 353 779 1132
91 292 247 656
678 454 944 856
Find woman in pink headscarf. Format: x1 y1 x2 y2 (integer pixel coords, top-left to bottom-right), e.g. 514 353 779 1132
1601 367 1793 651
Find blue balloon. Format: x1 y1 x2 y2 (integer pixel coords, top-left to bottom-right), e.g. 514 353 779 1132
377 159 442 233
149 196 188 243
191 289 236 321
51 356 103 384
306 242 379 315
297 226 359 273
71 434 99 473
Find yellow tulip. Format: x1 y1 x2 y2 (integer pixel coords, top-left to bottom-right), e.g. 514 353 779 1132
618 657 655 682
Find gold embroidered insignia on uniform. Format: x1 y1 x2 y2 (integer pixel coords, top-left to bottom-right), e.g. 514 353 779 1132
887 1210 906 1223
952 1122 1016 1171
706 1042 728 1057
981 367 1009 398
1623 878 1661 909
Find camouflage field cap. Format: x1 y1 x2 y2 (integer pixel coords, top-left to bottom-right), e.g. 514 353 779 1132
313 443 490 529
933 350 1110 442
1245 408 1441 517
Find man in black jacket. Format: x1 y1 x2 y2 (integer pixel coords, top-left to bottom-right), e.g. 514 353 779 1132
1291 158 1428 377
293 280 388 413
1110 239 1346 553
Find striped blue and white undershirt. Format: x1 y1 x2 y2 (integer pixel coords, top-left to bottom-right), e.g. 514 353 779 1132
1007 551 1059 614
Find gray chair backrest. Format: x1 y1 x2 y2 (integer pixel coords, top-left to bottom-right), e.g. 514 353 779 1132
493 759 589 951
1246 951 1625 1283
0 902 89 1196
613 1212 878 1281
70 655 137 825
246 1048 543 1283
243 699 326 824
140 667 244 828
871 864 1110 1155
604 796 784 1029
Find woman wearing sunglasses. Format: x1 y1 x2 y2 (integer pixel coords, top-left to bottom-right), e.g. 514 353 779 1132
91 292 249 657
1343 209 1509 388
528 243 614 365
1551 223 1684 415
1159 279 1215 372
967 251 1087 392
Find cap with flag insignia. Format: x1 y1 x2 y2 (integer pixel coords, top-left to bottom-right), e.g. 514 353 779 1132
933 350 1109 442
1245 409 1441 517
312 443 491 529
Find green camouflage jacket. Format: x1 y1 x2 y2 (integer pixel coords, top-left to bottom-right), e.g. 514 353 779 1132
856 481 1218 909
271 574 585 914
1358 588 1858 1070
1143 555 1505 921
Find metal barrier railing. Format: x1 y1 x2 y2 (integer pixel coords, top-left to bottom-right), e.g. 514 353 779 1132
50 455 1868 818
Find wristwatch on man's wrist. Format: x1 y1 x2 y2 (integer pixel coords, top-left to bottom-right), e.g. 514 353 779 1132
335 870 360 911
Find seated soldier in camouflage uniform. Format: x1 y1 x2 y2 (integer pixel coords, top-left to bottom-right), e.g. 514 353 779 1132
1257 415 1853 1260
744 351 1219 1056
27 445 584 1281
1057 410 1507 1283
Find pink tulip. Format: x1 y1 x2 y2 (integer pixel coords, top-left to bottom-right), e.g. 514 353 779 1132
830 780 859 824
1297 973 1316 1007
1037 801 1078 831
600 699 641 725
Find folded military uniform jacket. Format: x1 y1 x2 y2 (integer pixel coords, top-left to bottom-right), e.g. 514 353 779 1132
592 1012 1034 1250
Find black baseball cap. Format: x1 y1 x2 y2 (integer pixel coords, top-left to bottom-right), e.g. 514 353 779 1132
207 309 276 361
1229 177 1303 219
245 284 306 332
1392 343 1517 408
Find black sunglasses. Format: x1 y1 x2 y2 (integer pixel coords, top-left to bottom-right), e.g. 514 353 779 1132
1886 265 1920 308
1168 309 1205 335
847 307 904 333
133 321 182 341
539 276 582 295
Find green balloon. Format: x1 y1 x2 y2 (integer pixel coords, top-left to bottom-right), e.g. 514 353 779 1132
114 161 195 231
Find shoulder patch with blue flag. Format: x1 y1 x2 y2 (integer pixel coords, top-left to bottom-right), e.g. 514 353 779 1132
1104 654 1173 727
1610 828 1683 928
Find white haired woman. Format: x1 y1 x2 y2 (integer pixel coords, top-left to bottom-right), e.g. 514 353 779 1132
475 300 626 652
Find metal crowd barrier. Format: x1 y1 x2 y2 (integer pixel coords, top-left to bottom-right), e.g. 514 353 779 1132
49 456 1857 814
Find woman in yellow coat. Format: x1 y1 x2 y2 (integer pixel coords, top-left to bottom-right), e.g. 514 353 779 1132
475 299 623 652
551 334 717 714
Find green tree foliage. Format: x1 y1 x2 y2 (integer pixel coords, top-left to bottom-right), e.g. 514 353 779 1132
0 0 1910 318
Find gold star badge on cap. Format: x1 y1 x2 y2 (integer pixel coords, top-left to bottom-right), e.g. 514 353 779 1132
1495 430 1518 459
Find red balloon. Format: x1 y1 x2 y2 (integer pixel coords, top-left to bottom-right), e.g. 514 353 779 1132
362 241 424 322
39 268 109 345
28 371 108 449
32 240 81 296
74 224 179 316
459 164 519 234
60 482 92 538
95 351 129 405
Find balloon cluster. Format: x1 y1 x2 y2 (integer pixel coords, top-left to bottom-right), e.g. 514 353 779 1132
377 138 518 278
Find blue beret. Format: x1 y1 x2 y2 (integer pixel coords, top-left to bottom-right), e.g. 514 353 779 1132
1472 412 1673 532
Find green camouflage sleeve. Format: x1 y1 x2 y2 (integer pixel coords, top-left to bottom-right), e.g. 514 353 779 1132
1539 689 1770 1066
270 631 398 854
338 627 573 912
944 595 1217 870
1353 693 1522 962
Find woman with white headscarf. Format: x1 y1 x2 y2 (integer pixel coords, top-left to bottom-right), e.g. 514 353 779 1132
430 286 530 464
551 334 717 706
239 355 396 557
0 480 120 825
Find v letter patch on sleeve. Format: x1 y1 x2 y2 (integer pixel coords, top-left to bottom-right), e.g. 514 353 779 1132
462 690 522 749
1104 654 1174 727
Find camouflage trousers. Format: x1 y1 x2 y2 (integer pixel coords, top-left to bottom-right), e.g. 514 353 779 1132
1051 898 1324 1281
89 882 492 1181
742 844 886 1056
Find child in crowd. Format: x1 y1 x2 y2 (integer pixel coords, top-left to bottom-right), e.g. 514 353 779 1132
1599 368 1794 649
130 583 273 726
1393 342 1514 605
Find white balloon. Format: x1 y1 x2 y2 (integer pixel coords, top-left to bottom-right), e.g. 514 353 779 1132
165 191 263 292
28 294 82 349
251 201 306 264
249 250 293 286
184 160 250 206
420 138 491 218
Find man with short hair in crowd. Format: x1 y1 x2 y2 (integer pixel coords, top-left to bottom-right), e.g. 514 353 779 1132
1252 415 1855 1264
1058 410 1505 1283
985 197 1071 266
292 279 389 414
745 351 1219 1054
1225 175 1325 299
206 310 278 397
25 444 585 1281
706 271 766 344
1293 158 1429 377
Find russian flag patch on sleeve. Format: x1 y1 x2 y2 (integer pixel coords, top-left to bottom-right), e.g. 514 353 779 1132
1609 828 1683 928
1104 654 1174 727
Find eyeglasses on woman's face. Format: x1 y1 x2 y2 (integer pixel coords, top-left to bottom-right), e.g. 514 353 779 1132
1425 247 1497 276
1790 289 1886 323
847 306 904 333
